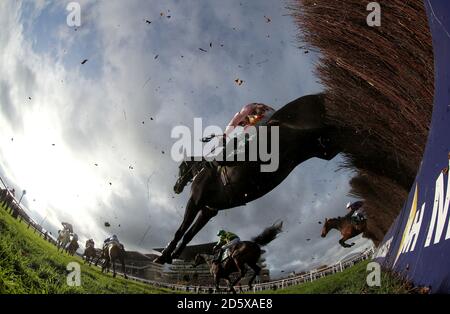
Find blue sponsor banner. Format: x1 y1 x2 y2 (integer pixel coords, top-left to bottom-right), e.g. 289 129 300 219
375 0 450 293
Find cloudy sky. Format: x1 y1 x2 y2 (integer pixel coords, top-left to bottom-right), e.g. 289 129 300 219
0 0 371 277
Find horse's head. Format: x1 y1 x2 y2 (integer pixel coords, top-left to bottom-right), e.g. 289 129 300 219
321 218 332 238
192 254 206 268
174 161 192 194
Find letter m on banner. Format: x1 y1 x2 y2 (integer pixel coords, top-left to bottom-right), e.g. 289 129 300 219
425 162 450 247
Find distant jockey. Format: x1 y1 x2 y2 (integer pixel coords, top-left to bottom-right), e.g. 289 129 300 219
103 234 124 250
346 201 367 224
213 229 241 262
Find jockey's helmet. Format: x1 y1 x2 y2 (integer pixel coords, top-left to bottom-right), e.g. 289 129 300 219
346 202 352 209
217 230 226 237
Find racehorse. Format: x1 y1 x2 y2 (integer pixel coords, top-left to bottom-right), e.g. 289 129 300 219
321 216 367 248
155 94 348 264
57 229 71 252
193 222 283 293
83 240 97 266
66 237 79 256
96 242 128 279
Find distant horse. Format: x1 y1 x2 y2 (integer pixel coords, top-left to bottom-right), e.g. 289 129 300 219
321 216 367 248
83 240 97 266
57 229 71 252
193 222 282 293
155 94 347 264
66 238 79 256
97 242 128 279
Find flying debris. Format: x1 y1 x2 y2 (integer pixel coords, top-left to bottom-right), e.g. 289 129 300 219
94 163 98 166
234 79 244 86
209 42 212 48
318 221 322 224
264 15 271 23
199 48 207 52
306 238 311 241
145 20 151 24
154 54 159 60
81 59 88 65
104 222 111 227
28 97 31 100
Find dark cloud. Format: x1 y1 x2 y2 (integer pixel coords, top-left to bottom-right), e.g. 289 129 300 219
0 0 370 276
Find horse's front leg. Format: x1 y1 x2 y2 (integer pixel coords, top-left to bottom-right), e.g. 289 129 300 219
225 276 236 295
171 207 218 260
154 198 199 264
214 275 221 293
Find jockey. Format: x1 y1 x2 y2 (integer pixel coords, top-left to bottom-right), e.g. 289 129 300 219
346 201 366 224
104 234 119 245
175 103 275 194
213 229 241 262
103 234 124 250
71 233 79 242
86 238 95 247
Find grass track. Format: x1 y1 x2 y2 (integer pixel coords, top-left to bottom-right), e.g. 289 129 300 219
0 205 408 294
0 206 174 294
258 260 408 294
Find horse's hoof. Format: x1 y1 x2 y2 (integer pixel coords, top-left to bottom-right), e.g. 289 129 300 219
153 256 166 264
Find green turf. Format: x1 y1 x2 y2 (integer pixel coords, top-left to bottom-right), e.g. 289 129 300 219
257 259 409 294
0 204 408 294
0 205 175 294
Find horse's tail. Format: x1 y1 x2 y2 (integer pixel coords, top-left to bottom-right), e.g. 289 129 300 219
252 221 283 246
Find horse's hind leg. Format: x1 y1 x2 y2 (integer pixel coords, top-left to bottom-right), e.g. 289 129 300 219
247 263 261 289
171 207 218 259
231 259 247 287
154 198 199 264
